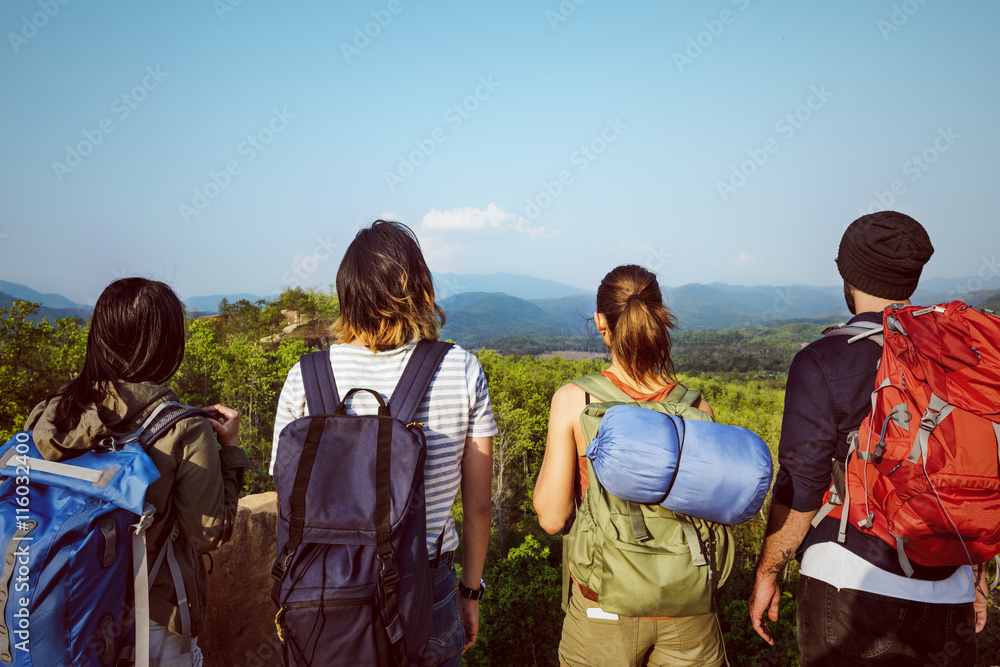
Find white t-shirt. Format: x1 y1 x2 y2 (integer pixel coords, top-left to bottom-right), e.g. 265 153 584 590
270 342 497 555
800 541 975 604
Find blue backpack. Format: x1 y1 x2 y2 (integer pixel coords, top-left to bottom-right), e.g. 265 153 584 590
0 402 206 667
271 340 451 667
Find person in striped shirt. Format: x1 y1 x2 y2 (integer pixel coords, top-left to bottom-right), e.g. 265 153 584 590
270 220 496 666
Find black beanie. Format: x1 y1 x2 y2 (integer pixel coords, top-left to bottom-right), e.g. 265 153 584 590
837 211 934 300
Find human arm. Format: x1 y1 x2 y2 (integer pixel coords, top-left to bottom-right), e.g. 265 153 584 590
172 404 252 551
975 562 989 633
749 348 839 644
749 497 817 644
459 434 493 652
270 361 306 476
533 383 584 535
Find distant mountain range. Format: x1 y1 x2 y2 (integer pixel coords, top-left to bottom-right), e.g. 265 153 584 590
3 273 998 346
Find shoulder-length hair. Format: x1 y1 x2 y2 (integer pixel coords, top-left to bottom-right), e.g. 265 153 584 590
332 220 444 352
50 277 186 432
596 264 677 386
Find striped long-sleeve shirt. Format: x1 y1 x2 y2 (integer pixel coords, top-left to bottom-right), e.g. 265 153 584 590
270 341 497 555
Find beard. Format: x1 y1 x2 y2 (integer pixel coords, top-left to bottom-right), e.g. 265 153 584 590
843 280 856 315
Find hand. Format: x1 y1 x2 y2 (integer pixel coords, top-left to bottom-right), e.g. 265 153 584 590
459 597 479 653
974 563 989 634
749 574 782 646
204 404 240 448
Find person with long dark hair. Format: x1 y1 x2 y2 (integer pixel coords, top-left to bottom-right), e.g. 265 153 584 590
25 277 252 666
534 264 728 667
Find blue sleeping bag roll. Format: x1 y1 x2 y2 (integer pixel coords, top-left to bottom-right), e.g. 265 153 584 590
586 405 773 525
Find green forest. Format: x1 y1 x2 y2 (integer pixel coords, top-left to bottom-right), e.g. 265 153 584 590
2 293 998 666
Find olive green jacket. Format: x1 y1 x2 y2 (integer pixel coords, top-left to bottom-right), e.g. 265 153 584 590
25 383 252 638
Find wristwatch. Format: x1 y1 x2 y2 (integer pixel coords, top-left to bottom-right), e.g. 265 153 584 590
458 578 486 600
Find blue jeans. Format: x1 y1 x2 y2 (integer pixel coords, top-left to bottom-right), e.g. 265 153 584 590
796 575 976 666
417 561 466 667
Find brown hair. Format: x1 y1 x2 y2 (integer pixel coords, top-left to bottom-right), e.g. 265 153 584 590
332 220 444 352
596 264 677 385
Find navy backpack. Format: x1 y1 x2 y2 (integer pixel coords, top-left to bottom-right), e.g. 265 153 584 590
0 401 206 667
271 340 451 667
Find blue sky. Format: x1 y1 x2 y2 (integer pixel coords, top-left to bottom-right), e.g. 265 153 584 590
1 0 998 305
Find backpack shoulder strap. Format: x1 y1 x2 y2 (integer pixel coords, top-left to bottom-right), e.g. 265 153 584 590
663 383 700 408
571 373 632 403
822 320 884 346
388 340 453 423
300 350 340 415
133 402 212 450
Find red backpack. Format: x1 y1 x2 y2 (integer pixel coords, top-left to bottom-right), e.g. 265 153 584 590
815 301 1000 576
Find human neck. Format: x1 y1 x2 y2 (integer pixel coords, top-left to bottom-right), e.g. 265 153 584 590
604 360 669 393
853 292 912 315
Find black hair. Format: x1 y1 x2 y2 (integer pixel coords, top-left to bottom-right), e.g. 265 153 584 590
50 278 186 431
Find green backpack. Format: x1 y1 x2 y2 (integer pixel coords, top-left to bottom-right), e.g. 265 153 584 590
564 373 734 617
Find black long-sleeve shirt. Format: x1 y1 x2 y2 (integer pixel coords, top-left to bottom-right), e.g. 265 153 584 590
772 311 955 579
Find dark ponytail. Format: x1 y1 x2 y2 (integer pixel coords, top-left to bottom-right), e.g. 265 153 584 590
49 278 186 432
595 264 677 386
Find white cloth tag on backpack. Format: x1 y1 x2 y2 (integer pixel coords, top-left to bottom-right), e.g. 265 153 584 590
586 607 619 620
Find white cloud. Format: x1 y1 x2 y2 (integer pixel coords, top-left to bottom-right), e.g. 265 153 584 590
734 253 756 265
419 203 552 238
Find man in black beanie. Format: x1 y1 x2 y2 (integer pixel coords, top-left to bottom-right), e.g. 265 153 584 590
748 212 985 665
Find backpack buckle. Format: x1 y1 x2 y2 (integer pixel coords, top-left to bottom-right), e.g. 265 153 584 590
271 549 295 582
379 553 400 588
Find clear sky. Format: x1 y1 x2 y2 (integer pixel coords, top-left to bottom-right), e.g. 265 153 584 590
2 0 997 305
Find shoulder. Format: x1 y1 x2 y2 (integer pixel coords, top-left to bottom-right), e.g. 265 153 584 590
146 399 217 460
551 382 586 412
437 343 486 379
793 314 882 376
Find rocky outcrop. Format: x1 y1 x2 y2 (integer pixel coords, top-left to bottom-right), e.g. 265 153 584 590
200 492 282 667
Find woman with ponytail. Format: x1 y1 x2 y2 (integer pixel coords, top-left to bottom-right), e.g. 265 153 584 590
533 264 726 667
25 277 252 666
